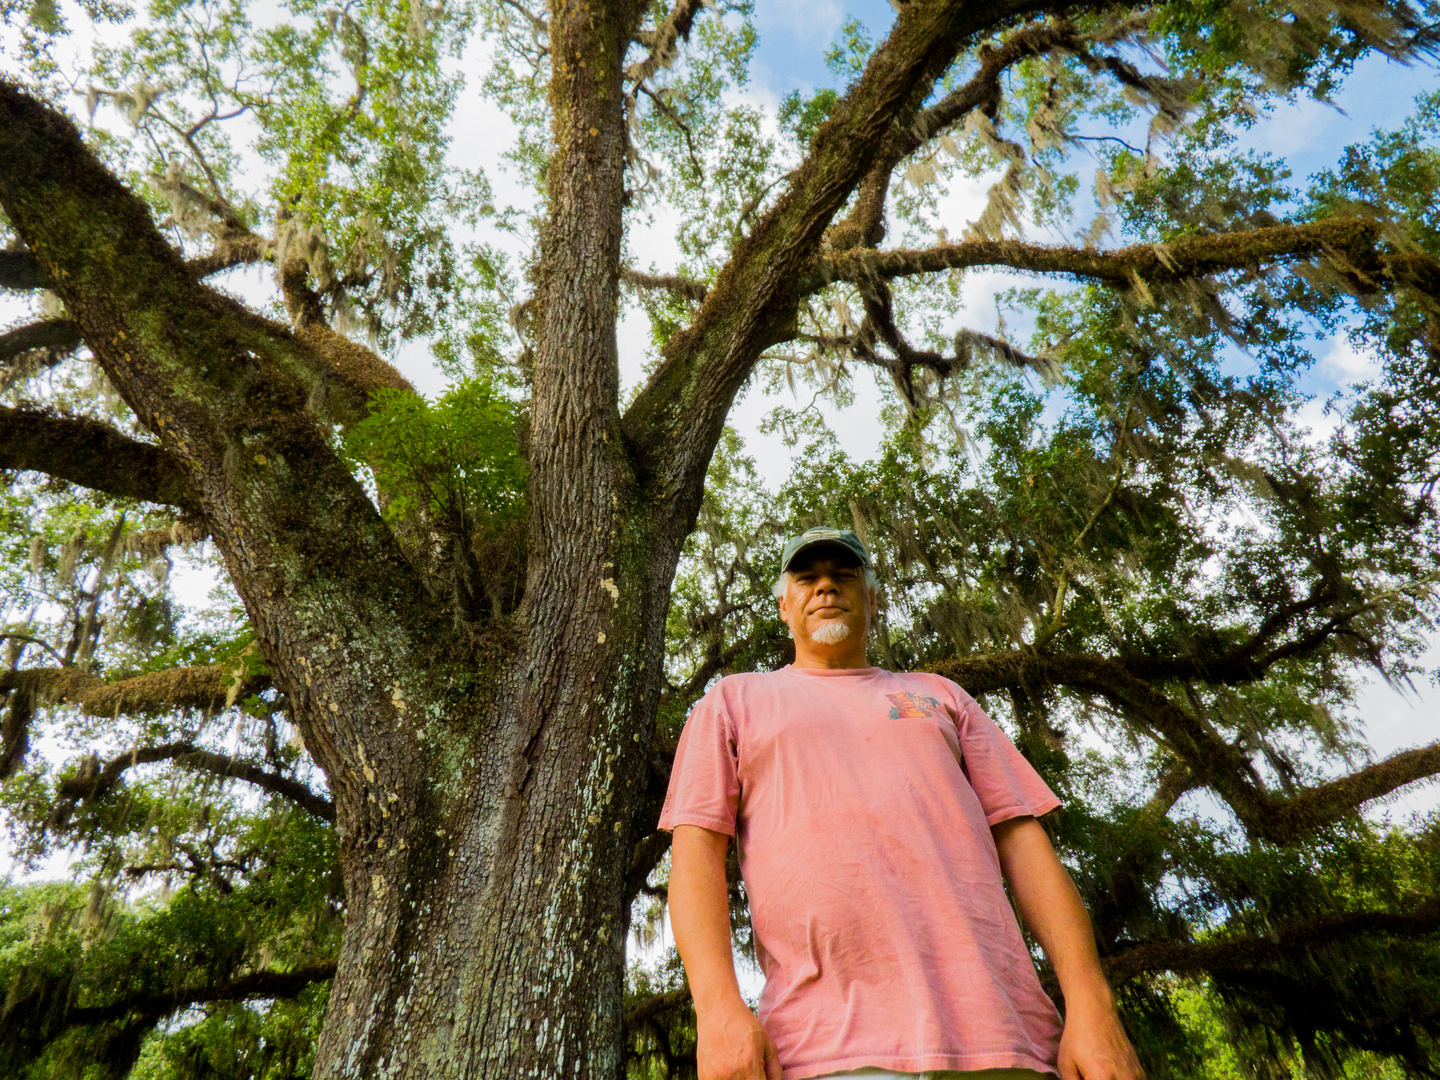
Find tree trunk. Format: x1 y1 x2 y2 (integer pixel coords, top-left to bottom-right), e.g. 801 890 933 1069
307 1 668 1073
302 507 678 1079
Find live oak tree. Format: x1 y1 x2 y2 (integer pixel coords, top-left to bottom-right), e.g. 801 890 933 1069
3 0 1440 1077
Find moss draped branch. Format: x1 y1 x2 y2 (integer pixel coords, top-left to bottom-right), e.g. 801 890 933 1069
0 79 444 791
276 258 416 424
928 650 1440 843
1 664 269 781
67 962 338 1027
620 266 708 303
827 17 1098 251
0 663 268 717
0 248 47 289
0 406 200 510
623 985 692 1031
626 0 705 87
807 218 1396 293
624 0 1116 508
0 317 81 367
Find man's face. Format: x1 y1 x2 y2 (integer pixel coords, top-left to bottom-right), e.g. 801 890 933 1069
777 549 873 656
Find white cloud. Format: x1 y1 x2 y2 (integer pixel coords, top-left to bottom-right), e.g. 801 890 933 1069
1319 336 1383 383
1293 392 1344 445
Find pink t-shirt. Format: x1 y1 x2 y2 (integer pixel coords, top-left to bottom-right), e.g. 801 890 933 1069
659 666 1063 1080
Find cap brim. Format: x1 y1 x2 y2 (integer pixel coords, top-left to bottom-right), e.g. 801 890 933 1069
781 539 867 572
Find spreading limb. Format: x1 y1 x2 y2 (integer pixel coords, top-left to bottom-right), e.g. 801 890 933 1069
0 663 267 717
52 740 333 823
1103 894 1440 983
0 406 200 510
808 218 1390 293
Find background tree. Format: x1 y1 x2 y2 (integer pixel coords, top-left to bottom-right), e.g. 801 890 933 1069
2 0 1440 1078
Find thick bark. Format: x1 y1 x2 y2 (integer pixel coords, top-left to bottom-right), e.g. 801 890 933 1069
0 79 469 1080
0 81 441 783
292 1 676 1075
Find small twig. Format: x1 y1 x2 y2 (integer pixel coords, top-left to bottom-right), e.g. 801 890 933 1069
1069 132 1145 155
636 83 705 179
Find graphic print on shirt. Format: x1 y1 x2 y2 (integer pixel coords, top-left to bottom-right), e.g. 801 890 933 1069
886 691 944 719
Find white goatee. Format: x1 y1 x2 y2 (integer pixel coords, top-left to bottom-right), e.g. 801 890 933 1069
810 620 852 646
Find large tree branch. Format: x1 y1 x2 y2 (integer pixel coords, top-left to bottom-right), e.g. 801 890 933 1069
625 0 704 87
826 18 1098 252
807 218 1390 293
1262 741 1440 843
53 739 333 822
0 662 267 717
623 985 692 1031
64 962 337 1027
928 650 1440 843
0 662 265 782
3 238 266 291
0 248 47 289
185 230 272 278
276 259 415 419
1103 894 1440 984
0 317 81 366
622 0 1115 517
621 266 708 303
0 406 200 510
0 81 443 794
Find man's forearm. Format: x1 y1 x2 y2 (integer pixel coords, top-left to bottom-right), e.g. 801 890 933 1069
993 815 1146 1078
669 824 749 1016
671 825 784 1080
991 815 1113 1013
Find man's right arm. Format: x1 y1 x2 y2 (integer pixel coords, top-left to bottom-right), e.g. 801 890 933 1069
669 824 782 1080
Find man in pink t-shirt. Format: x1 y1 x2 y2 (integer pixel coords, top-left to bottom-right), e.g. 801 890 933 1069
661 527 1145 1080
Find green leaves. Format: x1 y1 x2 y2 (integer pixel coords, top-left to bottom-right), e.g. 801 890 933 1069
0 804 340 1080
340 378 527 532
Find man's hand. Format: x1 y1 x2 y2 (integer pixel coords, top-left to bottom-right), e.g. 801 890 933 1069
1058 1002 1146 1080
696 998 783 1080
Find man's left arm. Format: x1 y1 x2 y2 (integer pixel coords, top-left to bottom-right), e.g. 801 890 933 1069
991 815 1146 1080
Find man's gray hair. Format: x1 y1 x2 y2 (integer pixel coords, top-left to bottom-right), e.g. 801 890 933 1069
772 565 880 600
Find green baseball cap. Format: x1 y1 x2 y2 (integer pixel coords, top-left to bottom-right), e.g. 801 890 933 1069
779 526 872 573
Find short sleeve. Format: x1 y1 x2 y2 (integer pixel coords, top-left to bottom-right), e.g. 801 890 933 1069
658 688 741 836
949 683 1061 826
